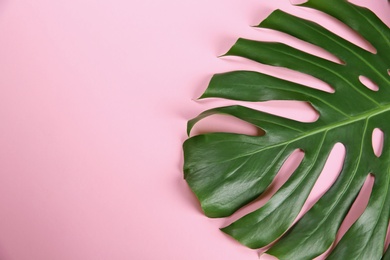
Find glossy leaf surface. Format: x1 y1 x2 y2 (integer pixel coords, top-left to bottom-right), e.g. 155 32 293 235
183 0 390 259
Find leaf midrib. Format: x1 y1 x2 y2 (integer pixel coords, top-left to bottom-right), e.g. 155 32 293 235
200 103 390 167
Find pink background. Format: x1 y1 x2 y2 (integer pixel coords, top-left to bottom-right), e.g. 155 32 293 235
0 0 389 259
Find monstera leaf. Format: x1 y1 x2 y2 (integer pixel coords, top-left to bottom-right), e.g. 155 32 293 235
183 0 390 259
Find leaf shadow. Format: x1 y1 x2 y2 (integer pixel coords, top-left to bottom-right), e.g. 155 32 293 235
174 174 205 215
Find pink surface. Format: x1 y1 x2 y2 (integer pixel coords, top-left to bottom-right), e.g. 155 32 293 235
0 0 389 259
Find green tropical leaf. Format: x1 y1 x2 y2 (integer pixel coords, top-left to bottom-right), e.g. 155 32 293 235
183 0 390 259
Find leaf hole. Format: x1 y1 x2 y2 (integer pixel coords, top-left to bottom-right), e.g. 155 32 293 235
259 252 278 260
219 56 335 93
348 0 390 28
359 75 379 91
385 221 390 254
289 0 308 4
197 99 320 123
252 27 345 66
294 6 377 54
190 114 264 137
314 174 375 260
222 149 304 225
300 143 346 215
372 128 384 157
332 174 375 249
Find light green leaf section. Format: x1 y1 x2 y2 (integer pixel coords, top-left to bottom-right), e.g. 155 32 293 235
183 0 390 258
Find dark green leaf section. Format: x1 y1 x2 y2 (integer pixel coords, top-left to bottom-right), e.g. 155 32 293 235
221 132 332 249
265 119 371 259
224 39 381 115
183 0 390 258
384 246 390 260
203 71 349 124
184 132 293 218
257 9 390 102
327 118 390 260
300 0 390 61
